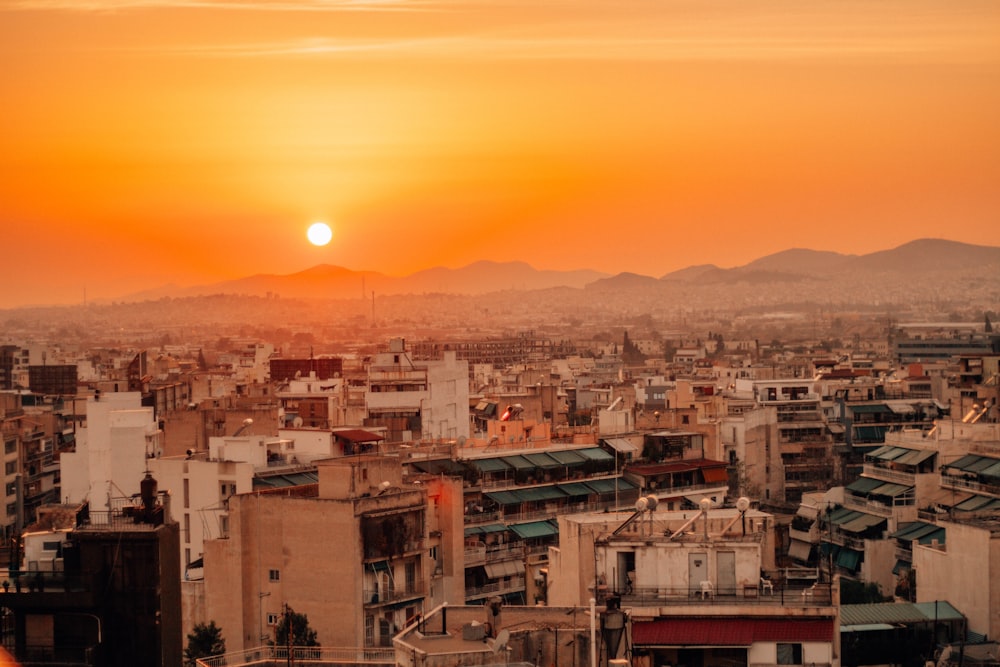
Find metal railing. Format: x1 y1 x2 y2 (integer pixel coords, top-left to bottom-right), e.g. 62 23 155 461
465 574 526 599
862 464 916 485
196 645 396 667
619 582 832 607
940 474 1000 497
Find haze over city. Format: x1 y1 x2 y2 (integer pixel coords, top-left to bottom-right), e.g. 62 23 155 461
2 0 999 309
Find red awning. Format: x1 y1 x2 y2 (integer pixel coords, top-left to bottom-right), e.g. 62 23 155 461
701 467 729 483
632 618 834 647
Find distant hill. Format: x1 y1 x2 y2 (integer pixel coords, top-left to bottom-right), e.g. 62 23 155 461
116 237 999 302
654 238 1000 285
120 261 609 302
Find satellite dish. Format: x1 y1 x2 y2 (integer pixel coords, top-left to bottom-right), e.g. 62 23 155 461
292 416 303 428
699 497 712 511
493 629 510 654
736 497 751 512
635 497 648 512
645 495 658 510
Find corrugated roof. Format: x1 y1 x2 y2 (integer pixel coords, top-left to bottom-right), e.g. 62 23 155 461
633 618 833 646
332 429 384 442
841 601 964 627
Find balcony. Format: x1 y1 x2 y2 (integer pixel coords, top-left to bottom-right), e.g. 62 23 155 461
195 645 395 667
619 582 832 608
363 578 426 607
465 574 526 600
862 464 915 486
941 473 1000 498
841 495 894 518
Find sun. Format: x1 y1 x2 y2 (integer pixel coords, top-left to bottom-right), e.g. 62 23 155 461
307 222 332 246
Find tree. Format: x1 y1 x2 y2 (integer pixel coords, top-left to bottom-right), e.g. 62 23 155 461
185 621 226 665
274 606 319 647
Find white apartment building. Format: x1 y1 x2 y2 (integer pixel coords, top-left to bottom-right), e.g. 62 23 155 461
366 338 469 441
60 391 163 514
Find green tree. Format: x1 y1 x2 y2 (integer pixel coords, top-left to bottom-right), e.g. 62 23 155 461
274 606 320 647
185 621 226 665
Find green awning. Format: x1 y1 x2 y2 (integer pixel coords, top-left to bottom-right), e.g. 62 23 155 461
577 447 614 461
943 454 982 471
830 508 863 525
523 452 562 469
871 482 912 498
871 446 908 461
510 521 558 539
981 461 1000 478
840 513 886 534
368 560 390 572
867 445 893 458
854 425 888 441
891 522 939 542
470 458 511 473
894 449 935 466
585 478 635 494
485 490 523 506
837 548 862 571
557 482 595 497
918 528 946 545
548 450 587 465
517 486 567 502
846 477 883 494
850 404 891 414
501 455 535 470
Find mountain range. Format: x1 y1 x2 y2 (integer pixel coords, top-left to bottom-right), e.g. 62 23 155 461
123 238 1000 303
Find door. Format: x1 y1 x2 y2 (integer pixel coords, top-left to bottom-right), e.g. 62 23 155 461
688 552 708 594
717 551 736 596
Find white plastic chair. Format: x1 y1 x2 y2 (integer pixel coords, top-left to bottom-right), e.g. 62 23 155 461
760 577 774 595
699 580 714 599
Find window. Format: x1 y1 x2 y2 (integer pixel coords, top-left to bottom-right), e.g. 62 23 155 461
183 478 190 508
5 483 16 497
4 462 15 475
267 613 279 626
269 569 280 582
776 643 802 664
4 440 15 454
220 482 235 500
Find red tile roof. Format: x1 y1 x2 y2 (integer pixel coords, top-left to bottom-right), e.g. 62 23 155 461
632 618 834 646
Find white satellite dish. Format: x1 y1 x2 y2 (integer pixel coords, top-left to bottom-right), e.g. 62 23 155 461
291 416 303 428
736 497 750 512
635 497 648 512
492 628 510 654
699 497 712 511
645 495 658 510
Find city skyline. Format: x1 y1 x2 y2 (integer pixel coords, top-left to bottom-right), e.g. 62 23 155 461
2 0 999 309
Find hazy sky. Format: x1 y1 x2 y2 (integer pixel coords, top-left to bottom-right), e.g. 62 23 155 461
1 0 998 308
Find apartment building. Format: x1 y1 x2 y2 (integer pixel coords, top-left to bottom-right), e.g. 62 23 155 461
202 455 462 650
546 504 837 666
365 338 469 441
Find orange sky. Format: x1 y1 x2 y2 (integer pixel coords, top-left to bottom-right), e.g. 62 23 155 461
1 0 999 308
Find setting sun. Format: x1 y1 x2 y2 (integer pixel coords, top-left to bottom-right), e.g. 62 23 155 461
307 222 333 247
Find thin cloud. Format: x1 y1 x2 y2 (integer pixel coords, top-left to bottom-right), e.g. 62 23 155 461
0 0 427 11
152 31 994 66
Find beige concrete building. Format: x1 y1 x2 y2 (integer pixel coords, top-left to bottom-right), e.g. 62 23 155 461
912 517 1000 643
545 503 838 666
201 455 464 650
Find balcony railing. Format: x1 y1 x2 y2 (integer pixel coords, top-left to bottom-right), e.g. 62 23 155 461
862 464 916 485
196 645 395 667
363 579 426 606
841 495 894 518
619 582 832 608
941 474 1000 498
465 574 526 600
